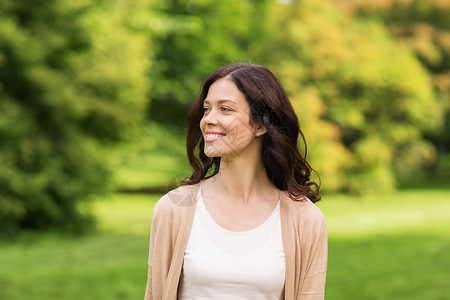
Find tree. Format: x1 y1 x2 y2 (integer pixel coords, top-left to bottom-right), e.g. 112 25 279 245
0 0 151 236
147 0 273 127
269 0 444 193
335 0 450 172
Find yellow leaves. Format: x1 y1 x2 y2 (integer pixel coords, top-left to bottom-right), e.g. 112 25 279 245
410 23 442 66
271 0 445 193
287 85 352 191
434 71 450 94
354 135 393 167
276 61 306 94
432 0 450 9
346 135 396 194
436 31 450 51
308 138 351 192
394 140 437 174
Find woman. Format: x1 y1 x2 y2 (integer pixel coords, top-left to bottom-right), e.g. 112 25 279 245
145 63 327 299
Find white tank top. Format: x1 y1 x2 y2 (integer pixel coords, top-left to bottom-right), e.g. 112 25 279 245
178 186 285 299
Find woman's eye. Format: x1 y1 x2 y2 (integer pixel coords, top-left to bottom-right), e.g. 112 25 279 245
221 107 232 112
202 107 210 113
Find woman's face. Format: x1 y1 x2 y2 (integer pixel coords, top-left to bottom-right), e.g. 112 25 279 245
200 77 265 160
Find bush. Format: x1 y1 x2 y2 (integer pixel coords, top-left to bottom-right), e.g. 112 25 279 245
270 0 444 193
0 0 151 236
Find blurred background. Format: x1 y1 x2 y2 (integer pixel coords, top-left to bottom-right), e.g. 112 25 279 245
0 0 449 299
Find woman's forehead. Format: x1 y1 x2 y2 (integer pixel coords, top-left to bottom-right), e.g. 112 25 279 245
204 78 246 104
203 99 236 105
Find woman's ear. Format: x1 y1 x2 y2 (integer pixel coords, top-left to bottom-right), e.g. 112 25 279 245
255 124 267 137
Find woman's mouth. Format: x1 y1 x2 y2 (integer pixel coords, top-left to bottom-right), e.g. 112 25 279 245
204 133 226 142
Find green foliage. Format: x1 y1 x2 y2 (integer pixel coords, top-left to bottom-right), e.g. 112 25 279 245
148 0 272 124
339 0 450 160
0 0 151 236
1 0 448 238
139 0 446 194
269 0 444 193
110 122 191 191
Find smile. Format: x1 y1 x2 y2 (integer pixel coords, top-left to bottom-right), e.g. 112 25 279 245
204 132 226 142
205 134 223 138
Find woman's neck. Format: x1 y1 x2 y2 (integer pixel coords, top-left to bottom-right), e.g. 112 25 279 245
211 153 275 207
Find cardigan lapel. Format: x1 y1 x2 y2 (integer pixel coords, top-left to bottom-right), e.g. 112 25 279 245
280 193 294 300
164 183 198 300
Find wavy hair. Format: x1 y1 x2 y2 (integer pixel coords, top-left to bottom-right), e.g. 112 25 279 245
182 63 320 202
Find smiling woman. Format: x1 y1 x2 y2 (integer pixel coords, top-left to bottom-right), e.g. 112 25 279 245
200 78 266 159
145 63 327 300
184 63 319 202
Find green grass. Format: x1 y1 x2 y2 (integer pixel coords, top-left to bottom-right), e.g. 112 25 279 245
113 152 191 190
0 189 449 299
0 194 160 300
319 190 450 300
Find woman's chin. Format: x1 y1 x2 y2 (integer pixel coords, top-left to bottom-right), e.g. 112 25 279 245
205 152 222 158
204 148 222 158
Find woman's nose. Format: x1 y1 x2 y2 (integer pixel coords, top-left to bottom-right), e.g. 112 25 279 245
203 109 219 125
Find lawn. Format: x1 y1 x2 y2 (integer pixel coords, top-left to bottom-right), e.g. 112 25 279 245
320 190 450 300
0 189 449 299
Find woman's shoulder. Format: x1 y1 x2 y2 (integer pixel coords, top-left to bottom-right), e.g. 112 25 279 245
282 193 326 222
153 183 200 216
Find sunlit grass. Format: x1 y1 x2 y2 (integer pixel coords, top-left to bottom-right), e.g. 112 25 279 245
0 193 161 300
0 233 151 299
327 232 449 300
92 193 158 235
112 152 191 190
318 189 450 300
0 190 449 299
319 189 450 237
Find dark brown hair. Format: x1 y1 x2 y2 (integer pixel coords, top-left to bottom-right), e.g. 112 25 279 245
183 63 320 202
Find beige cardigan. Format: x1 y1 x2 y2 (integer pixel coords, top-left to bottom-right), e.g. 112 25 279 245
145 183 327 300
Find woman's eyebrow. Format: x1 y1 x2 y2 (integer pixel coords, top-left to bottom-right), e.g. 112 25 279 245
203 99 236 104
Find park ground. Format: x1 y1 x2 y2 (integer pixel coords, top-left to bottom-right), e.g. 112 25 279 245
0 155 449 300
